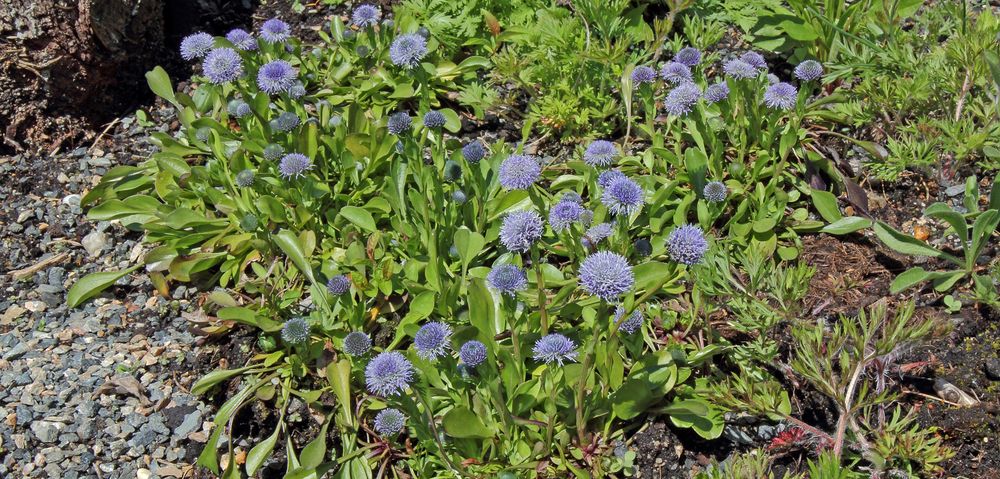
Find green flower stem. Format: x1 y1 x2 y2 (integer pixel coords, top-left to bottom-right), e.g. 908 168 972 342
530 247 549 335
575 303 608 446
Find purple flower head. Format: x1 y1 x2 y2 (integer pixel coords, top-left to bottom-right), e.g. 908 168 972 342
499 210 543 252
423 110 446 129
451 190 467 204
583 222 614 249
498 154 541 190
288 82 307 99
281 317 310 345
327 274 351 295
549 200 586 232
602 176 643 217
584 140 619 167
352 4 382 28
532 334 578 365
180 32 214 60
667 224 709 265
660 61 693 84
704 82 730 103
443 160 462 182
597 169 626 189
764 82 798 110
365 351 414 396
226 29 257 51
263 144 284 161
387 111 412 135
343 331 371 356
462 140 486 164
674 47 702 67
794 60 824 81
740 51 767 70
202 48 243 84
723 59 757 80
663 82 702 117
235 169 255 188
374 408 406 436
389 33 428 69
631 65 657 85
227 99 251 118
270 111 300 132
703 181 727 203
579 251 634 301
278 153 313 179
257 60 297 94
487 263 528 296
560 191 583 204
459 341 487 367
614 306 644 334
261 18 291 44
414 321 452 360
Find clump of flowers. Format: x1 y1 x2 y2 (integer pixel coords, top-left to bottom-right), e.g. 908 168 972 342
614 306 644 334
414 322 452 360
423 110 446 129
343 331 372 356
487 263 528 296
374 408 406 436
389 33 428 69
225 29 257 51
663 82 702 116
260 18 291 44
327 275 351 295
794 60 824 81
499 210 543 252
597 169 626 189
660 61 692 84
579 251 634 301
602 176 643 217
703 181 728 203
583 140 619 167
549 199 587 232
180 32 214 60
764 82 798 110
351 4 381 28
278 153 312 179
459 340 487 367
740 51 768 71
582 222 614 249
723 59 757 80
202 48 243 84
387 111 412 135
270 111 300 132
674 46 702 67
451 190 467 204
667 224 709 265
704 82 730 103
235 170 255 188
281 317 310 345
263 144 284 161
498 154 541 190
631 66 656 85
257 60 297 95
366 351 414 396
462 140 486 164
533 334 578 365
227 99 251 118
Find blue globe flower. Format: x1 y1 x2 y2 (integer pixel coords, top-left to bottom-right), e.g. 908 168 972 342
462 140 486 164
660 61 692 85
631 65 657 85
180 32 214 60
597 169 626 189
343 331 372 356
202 48 243 84
583 222 614 249
487 263 528 296
667 224 709 265
374 408 406 436
459 340 487 367
602 176 643 217
270 111 300 132
423 110 446 129
235 169 255 188
445 161 462 181
634 238 652 257
704 82 730 103
614 306 644 334
225 28 257 51
327 275 351 295
227 99 251 118
263 144 285 161
499 210 543 252
740 51 768 70
352 4 382 28
389 33 428 69
257 60 297 95
365 351 414 396
703 181 727 203
387 111 412 135
764 82 797 110
579 251 634 301
794 60 823 81
414 322 452 360
583 140 619 167
281 317 310 345
549 200 586 232
723 59 757 80
498 154 541 190
278 153 312 179
288 82 307 99
451 190 467 204
674 47 702 67
663 82 702 117
532 334 578 365
260 18 291 44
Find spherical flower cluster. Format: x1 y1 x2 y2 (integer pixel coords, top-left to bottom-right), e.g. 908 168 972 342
202 48 243 84
288 83 307 99
615 306 644 334
597 169 626 189
602 176 643 217
764 82 798 110
451 190 467 204
498 154 541 190
532 334 578 365
281 317 310 345
414 322 452 360
263 144 285 161
462 140 486 164
499 210 543 252
631 65 657 85
270 111 300 132
663 82 702 117
674 47 702 67
389 33 428 69
723 59 757 80
459 340 487 367
634 238 653 257
387 111 411 135
257 60 297 94
235 169 255 188
794 60 824 81
352 4 381 28
487 263 528 296
225 29 257 51
374 408 406 436
667 224 709 265
443 161 462 181
767 73 780 85
703 181 727 203
660 61 692 84
227 99 251 118
583 222 614 248
704 82 730 103
549 199 586 232
278 153 313 179
180 32 214 60
343 331 372 356
579 251 634 301
260 18 291 44
366 351 414 396
327 274 351 295
583 140 619 167
740 51 767 70
423 110 446 129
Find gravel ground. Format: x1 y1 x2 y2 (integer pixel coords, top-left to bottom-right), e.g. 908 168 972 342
0 112 218 478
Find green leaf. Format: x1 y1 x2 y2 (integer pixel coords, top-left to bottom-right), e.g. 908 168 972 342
146 66 179 107
453 227 486 270
339 206 377 233
969 209 1000 269
67 265 141 307
664 399 724 439
442 406 494 438
611 379 655 420
872 222 962 267
989 176 1000 210
811 189 842 223
820 216 871 235
191 365 254 395
246 426 280 476
299 422 329 469
889 267 934 294
924 203 968 244
984 51 1000 90
273 229 316 284
326 360 353 425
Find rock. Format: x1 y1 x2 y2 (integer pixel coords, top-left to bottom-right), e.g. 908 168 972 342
23 301 46 313
985 358 1000 381
2 343 28 360
82 230 109 257
137 468 152 479
174 410 202 437
30 421 63 443
945 184 965 197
